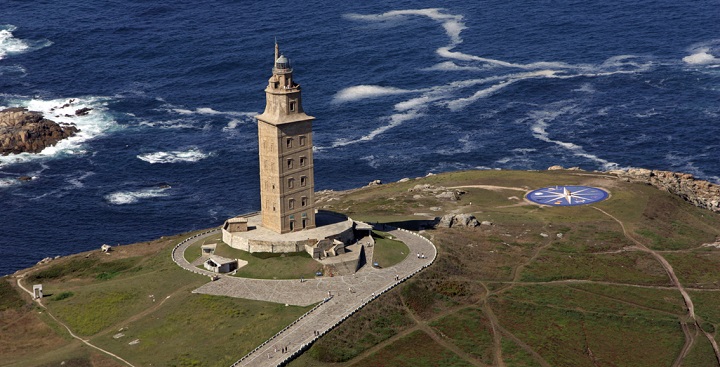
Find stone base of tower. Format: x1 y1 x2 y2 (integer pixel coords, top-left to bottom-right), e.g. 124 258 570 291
222 210 355 254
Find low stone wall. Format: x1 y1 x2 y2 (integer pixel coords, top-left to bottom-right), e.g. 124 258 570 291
611 168 720 213
223 217 355 254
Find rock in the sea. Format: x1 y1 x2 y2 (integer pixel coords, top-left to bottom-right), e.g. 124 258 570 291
74 107 92 116
17 176 32 181
0 107 79 155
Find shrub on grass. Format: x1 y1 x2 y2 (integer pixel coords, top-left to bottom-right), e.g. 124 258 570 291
53 291 74 301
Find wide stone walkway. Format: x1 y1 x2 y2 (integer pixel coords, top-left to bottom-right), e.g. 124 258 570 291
171 225 436 367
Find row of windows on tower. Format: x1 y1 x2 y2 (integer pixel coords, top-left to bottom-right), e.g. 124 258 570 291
287 157 307 169
286 136 307 149
287 176 307 189
288 197 308 210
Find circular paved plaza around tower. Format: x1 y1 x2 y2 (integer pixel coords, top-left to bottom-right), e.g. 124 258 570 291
171 224 436 367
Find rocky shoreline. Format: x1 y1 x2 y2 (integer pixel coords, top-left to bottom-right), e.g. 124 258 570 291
610 168 720 213
0 107 81 155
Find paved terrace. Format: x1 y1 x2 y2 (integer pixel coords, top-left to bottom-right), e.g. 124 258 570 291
171 225 436 367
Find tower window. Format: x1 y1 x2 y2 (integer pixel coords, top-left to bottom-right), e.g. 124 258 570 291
300 176 307 187
289 221 294 231
288 178 294 189
289 199 295 210
301 196 307 207
300 157 306 167
299 136 306 146
287 158 293 169
286 138 292 148
290 101 296 112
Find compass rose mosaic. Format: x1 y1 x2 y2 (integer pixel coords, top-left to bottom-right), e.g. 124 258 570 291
526 185 609 206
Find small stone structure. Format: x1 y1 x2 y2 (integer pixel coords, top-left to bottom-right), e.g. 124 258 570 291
32 284 43 299
223 217 248 232
306 238 345 259
201 243 217 256
203 255 239 273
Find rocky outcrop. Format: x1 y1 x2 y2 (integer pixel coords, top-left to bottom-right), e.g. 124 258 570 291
611 168 720 213
0 107 79 155
409 184 466 201
437 213 479 228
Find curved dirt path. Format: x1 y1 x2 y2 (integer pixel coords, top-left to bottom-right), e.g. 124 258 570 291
15 274 136 367
592 206 720 366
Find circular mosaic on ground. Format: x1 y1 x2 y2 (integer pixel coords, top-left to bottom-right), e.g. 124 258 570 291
526 185 609 206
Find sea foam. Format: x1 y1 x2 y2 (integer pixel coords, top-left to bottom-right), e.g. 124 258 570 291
137 148 211 164
0 96 118 168
105 186 171 205
0 25 52 60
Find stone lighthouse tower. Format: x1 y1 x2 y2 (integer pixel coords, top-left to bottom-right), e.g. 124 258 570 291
255 43 316 234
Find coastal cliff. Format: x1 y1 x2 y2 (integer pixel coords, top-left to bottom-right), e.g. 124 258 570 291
0 107 79 155
611 168 720 213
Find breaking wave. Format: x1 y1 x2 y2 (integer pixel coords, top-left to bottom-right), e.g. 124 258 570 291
105 186 171 205
137 148 211 164
0 96 119 168
0 25 52 60
333 85 419 103
683 40 720 65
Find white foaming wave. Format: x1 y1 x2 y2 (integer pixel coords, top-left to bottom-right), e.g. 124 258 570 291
66 171 94 189
436 134 481 156
331 8 655 150
329 111 424 149
0 177 21 188
445 70 559 111
526 102 619 170
138 119 196 129
169 106 256 117
683 40 720 65
223 119 241 131
0 96 118 168
347 9 650 74
683 49 718 65
137 148 211 164
445 81 516 111
333 85 420 103
360 155 381 169
0 65 27 77
422 61 486 72
573 83 595 93
105 186 171 205
0 25 52 60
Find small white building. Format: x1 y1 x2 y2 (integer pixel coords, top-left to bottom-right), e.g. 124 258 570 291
203 255 238 273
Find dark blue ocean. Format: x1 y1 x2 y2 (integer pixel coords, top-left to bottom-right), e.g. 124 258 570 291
1 1 719 275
